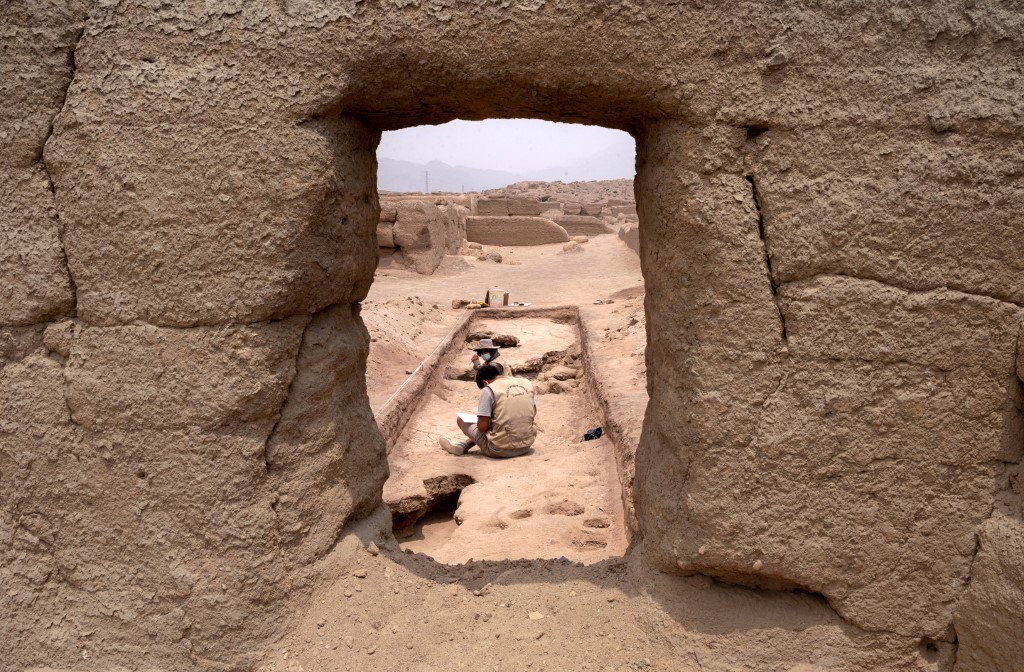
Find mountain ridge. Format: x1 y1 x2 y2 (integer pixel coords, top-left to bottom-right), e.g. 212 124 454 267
378 140 635 193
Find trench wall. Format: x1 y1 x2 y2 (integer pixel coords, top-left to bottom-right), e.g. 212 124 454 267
2 2 1023 669
373 305 582 450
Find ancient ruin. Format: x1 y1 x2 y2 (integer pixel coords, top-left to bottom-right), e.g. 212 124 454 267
2 2 1023 671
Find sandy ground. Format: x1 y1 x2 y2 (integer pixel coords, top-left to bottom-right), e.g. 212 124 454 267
259 515 940 672
366 234 645 567
256 232 941 671
384 316 629 565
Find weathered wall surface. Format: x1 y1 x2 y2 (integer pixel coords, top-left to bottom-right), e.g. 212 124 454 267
390 200 445 274
377 199 467 271
618 220 640 254
466 215 570 246
554 214 615 237
0 3 81 326
2 1 1023 669
440 203 469 255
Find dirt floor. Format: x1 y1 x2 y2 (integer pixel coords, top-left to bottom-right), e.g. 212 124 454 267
367 233 645 567
385 315 628 565
255 232 942 671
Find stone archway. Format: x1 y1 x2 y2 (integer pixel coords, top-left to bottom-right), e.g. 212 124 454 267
5 2 1023 669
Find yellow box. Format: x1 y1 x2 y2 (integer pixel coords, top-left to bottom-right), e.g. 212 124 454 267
486 288 509 306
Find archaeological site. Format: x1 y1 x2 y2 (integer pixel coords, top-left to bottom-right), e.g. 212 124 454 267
3 2 1024 671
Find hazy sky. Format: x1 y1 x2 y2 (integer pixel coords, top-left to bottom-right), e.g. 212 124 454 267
377 119 634 175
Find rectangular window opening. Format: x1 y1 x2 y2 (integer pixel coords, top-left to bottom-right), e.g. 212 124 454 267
364 119 645 566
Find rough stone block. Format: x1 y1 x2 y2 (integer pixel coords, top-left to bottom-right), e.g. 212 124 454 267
264 304 388 554
475 198 508 217
580 203 604 216
667 274 1022 637
953 514 1024 672
377 222 395 248
507 196 542 216
0 168 75 325
66 318 307 431
780 275 1021 378
465 216 569 246
393 200 446 274
750 127 1024 304
379 202 398 223
48 117 379 327
554 214 615 237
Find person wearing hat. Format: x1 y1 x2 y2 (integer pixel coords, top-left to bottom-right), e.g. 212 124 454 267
468 338 513 376
439 363 536 458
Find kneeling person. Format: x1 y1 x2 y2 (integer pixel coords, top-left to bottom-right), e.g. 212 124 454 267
440 364 536 458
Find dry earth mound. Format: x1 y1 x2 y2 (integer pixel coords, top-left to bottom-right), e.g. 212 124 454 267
485 179 634 204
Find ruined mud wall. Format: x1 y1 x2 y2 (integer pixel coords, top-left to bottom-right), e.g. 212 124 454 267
2 1 1022 669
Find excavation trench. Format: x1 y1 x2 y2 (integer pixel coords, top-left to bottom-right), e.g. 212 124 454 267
380 307 631 564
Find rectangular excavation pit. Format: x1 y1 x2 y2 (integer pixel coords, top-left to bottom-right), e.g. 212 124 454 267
380 307 631 565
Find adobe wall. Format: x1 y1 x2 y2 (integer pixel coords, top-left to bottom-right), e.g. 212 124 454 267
2 1 1022 669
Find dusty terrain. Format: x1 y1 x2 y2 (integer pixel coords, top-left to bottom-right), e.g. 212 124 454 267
385 315 628 565
256 234 945 672
366 234 645 568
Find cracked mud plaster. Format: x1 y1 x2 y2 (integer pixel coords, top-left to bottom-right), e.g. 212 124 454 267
0 14 82 326
746 173 787 343
5 1 1024 669
39 28 85 316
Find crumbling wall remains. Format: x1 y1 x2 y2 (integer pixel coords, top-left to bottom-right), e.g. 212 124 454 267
391 201 446 275
618 220 639 254
554 214 615 237
440 203 469 254
3 1 1023 669
377 199 467 271
466 216 570 246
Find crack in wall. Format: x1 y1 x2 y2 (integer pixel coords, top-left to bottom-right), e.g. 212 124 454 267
40 27 84 318
260 315 313 474
745 174 787 344
947 326 1024 664
779 272 1024 310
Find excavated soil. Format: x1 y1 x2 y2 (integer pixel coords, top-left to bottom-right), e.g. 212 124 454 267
367 235 644 567
252 234 946 671
385 315 628 565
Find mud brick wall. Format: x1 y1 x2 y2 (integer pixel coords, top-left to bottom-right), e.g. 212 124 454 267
2 2 1022 669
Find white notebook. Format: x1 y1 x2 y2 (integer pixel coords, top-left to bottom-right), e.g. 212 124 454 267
457 412 478 424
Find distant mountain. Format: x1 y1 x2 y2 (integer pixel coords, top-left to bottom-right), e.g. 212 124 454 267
377 137 635 193
530 140 636 183
377 158 521 193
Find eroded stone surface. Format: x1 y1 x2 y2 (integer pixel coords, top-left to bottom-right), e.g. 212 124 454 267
953 513 1024 671
0 3 84 326
4 0 1024 668
466 216 570 246
49 117 379 326
391 201 446 275
555 214 615 237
